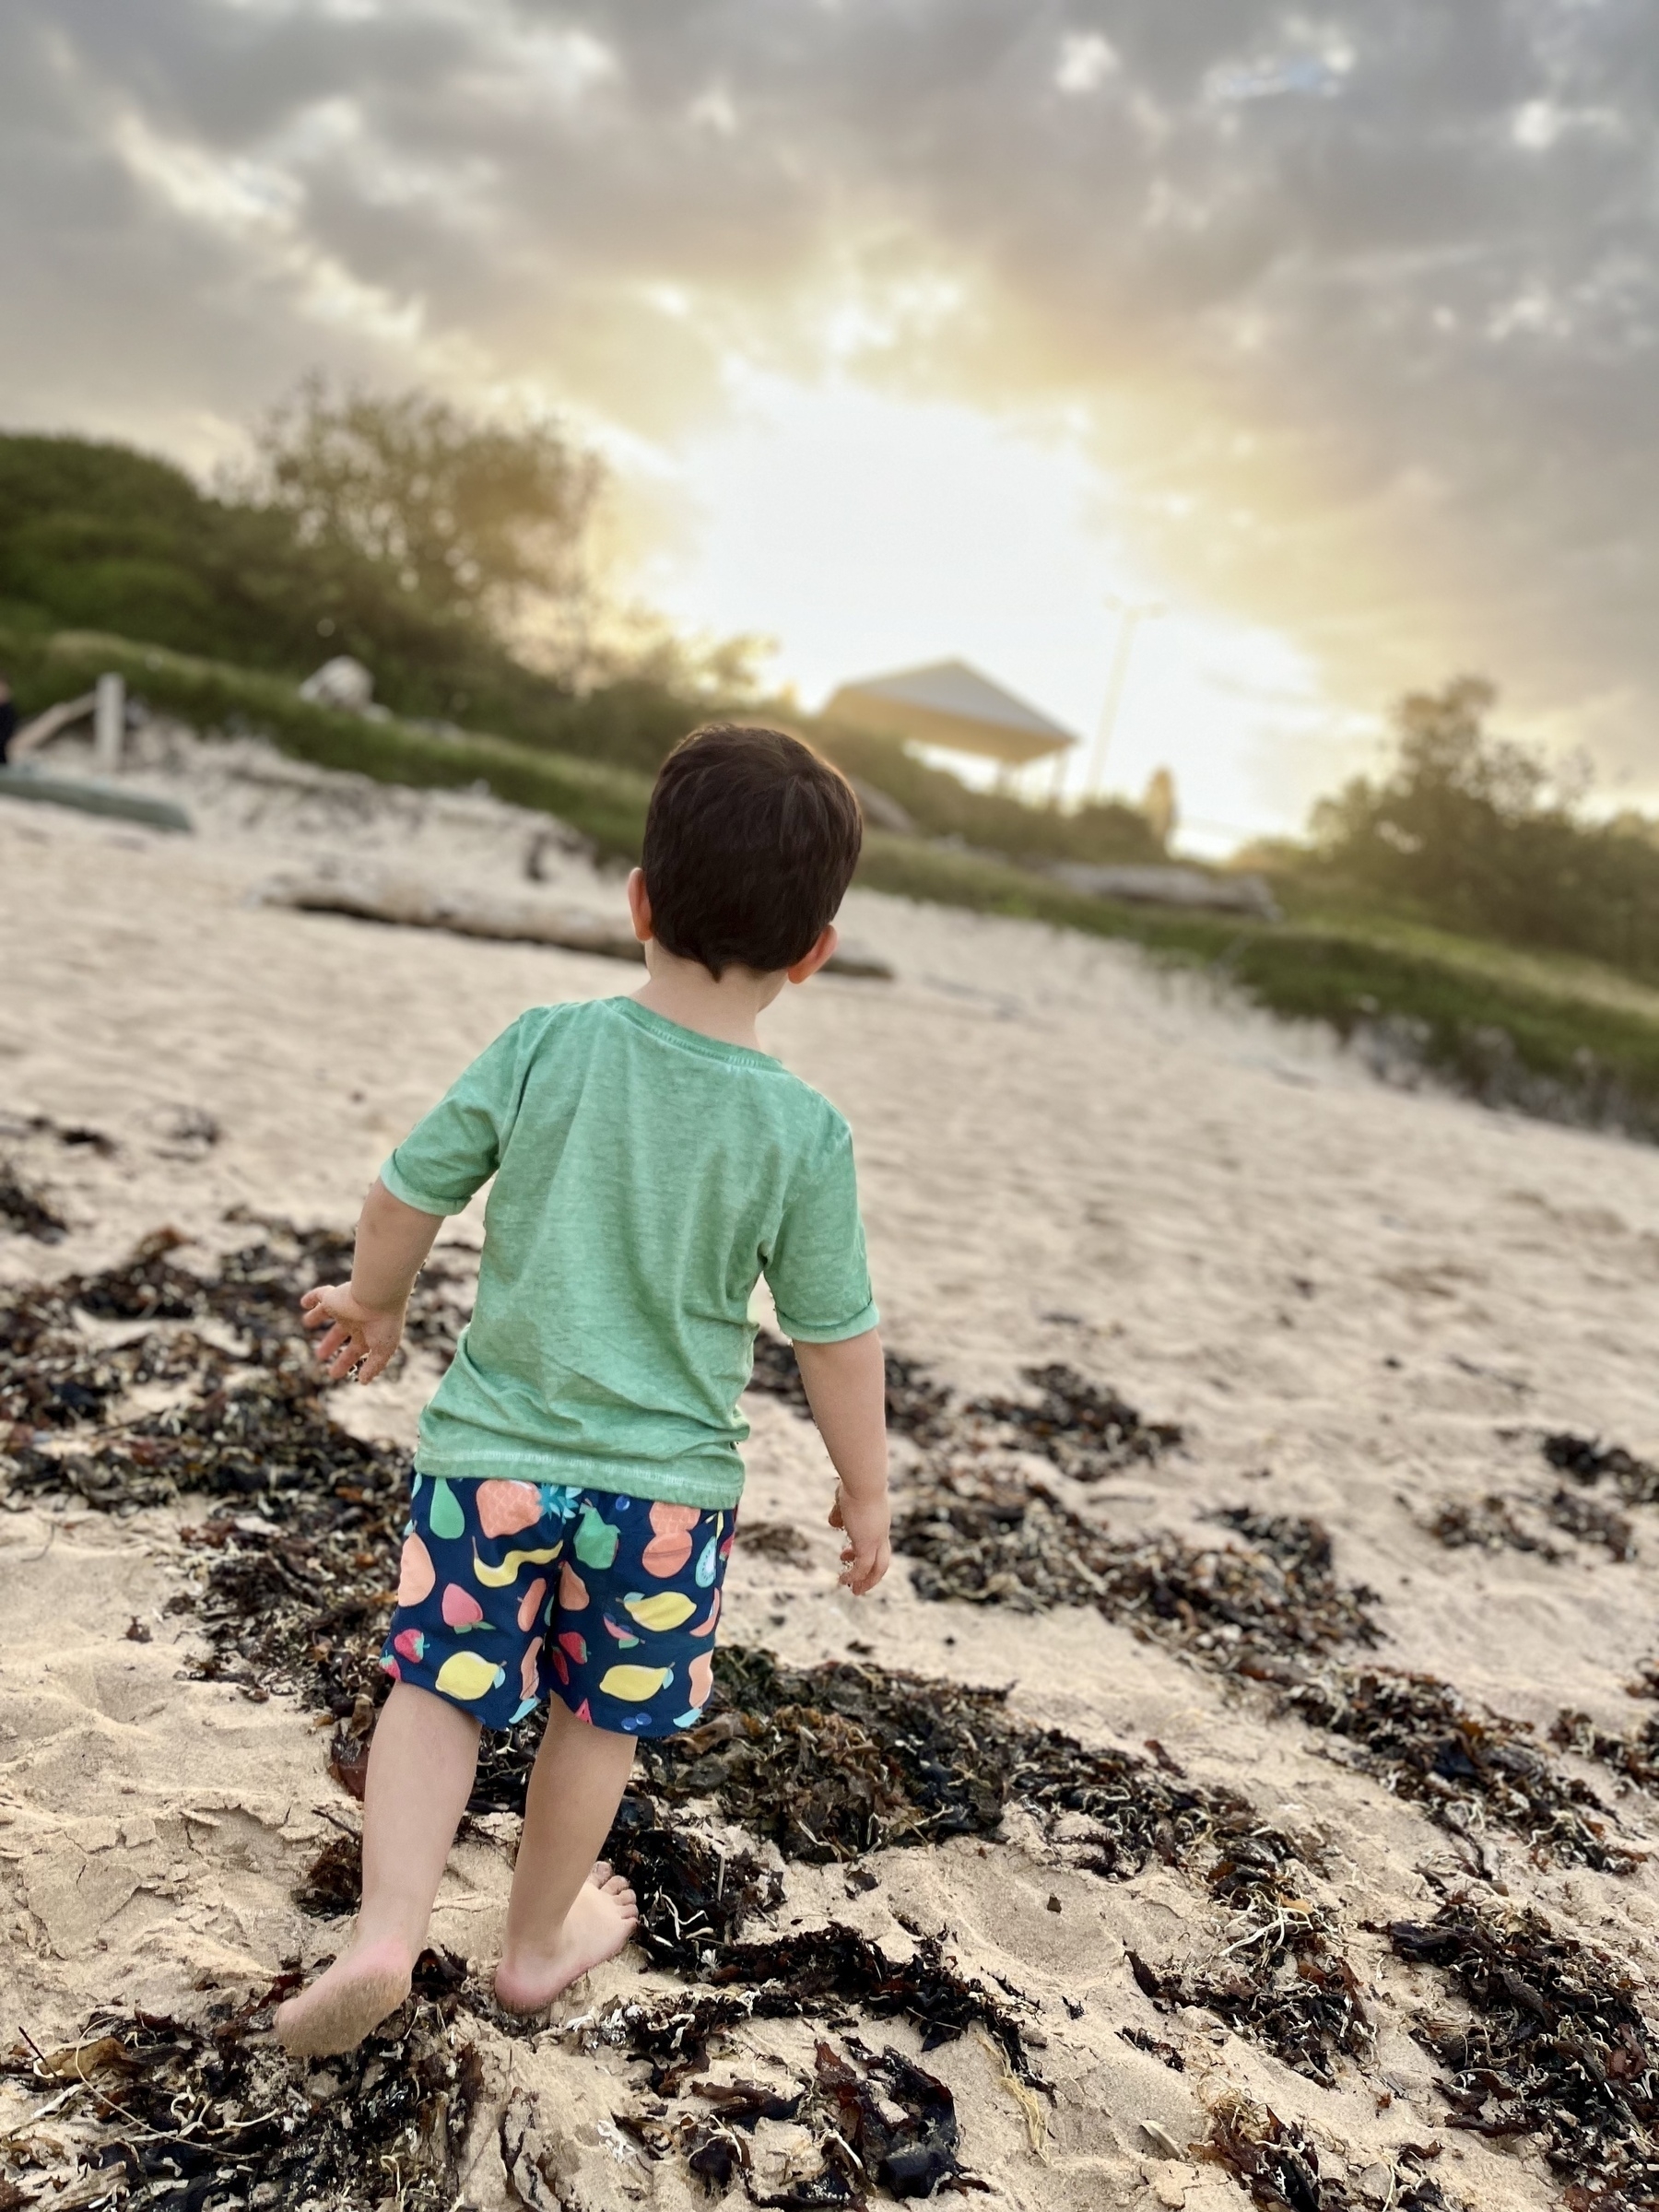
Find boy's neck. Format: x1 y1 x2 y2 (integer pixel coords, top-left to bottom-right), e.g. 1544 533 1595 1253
632 948 782 1053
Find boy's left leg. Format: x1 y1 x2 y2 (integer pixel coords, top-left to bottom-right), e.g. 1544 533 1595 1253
495 1696 639 2014
276 1683 479 2055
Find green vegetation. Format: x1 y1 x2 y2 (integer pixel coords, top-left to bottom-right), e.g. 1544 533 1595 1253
1 630 653 861
1300 676 1659 982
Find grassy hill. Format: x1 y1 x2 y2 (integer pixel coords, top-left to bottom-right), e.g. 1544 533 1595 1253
9 625 1659 1142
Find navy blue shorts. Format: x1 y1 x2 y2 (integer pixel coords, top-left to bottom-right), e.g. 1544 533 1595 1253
382 1473 735 1735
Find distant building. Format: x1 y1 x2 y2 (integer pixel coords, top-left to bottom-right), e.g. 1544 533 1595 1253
825 659 1075 771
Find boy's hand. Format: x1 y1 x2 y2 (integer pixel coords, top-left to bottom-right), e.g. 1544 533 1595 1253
301 1283 406 1384
830 1483 890 1596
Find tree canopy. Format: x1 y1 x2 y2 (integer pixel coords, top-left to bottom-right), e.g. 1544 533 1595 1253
1310 677 1659 979
251 376 601 647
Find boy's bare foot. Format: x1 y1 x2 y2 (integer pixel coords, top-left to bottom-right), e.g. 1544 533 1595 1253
274 1938 413 2057
494 1862 639 2015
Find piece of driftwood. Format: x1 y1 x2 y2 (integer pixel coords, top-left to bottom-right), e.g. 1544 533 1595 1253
0 768 192 833
9 692 98 761
1046 861 1279 920
256 875 895 979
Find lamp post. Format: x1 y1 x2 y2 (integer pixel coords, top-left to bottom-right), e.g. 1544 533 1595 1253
1084 594 1163 802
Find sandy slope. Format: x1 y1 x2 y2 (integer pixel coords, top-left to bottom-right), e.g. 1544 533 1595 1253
6 730 1659 2207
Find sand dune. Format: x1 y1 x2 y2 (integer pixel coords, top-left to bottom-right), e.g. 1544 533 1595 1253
6 730 1659 2207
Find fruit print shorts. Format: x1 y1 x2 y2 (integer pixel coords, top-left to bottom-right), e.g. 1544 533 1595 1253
381 1471 734 1736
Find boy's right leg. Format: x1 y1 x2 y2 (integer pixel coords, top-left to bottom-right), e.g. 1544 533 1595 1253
276 1683 480 2056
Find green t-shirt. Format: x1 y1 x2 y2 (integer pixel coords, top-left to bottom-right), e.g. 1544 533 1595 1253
379 996 877 1509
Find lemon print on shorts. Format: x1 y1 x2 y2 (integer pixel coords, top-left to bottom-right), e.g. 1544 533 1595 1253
435 1651 505 1701
428 1478 466 1542
623 1590 696 1633
574 1502 619 1570
600 1663 673 1702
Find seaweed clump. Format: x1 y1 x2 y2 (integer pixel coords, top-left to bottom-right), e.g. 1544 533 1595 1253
1286 1667 1636 1873
1131 1822 1373 2086
584 1916 1039 2090
972 1362 1183 1481
582 2038 981 2205
0 1160 67 1242
1552 1707 1659 1794
0 1966 482 2212
621 1648 1372 2086
1547 1486 1637 1560
635 1646 1241 1877
1546 1431 1659 1510
1390 1900 1659 2205
1427 1494 1559 1559
1206 2096 1464 2211
895 1468 1380 1677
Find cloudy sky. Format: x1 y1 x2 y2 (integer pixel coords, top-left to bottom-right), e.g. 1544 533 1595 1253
3 1 1654 846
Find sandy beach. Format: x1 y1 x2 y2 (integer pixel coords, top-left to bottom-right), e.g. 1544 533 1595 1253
8 732 1659 2209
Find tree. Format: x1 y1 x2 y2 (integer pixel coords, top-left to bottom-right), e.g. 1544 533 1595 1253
1308 677 1659 977
251 376 603 648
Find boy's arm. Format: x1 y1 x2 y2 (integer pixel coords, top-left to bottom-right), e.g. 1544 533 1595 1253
302 1179 442 1384
792 1329 889 1595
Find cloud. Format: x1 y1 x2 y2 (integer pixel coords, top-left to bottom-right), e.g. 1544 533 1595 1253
1 0 1655 779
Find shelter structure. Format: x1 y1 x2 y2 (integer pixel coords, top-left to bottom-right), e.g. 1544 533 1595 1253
825 659 1075 773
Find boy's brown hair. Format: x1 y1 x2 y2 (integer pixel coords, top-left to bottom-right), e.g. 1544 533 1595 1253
642 724 863 977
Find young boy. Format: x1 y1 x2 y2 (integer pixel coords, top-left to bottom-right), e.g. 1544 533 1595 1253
276 724 890 2057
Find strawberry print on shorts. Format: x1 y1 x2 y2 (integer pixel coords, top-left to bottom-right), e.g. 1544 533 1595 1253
381 1473 734 1735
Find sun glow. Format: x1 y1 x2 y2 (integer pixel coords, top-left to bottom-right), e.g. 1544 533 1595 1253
624 372 1330 855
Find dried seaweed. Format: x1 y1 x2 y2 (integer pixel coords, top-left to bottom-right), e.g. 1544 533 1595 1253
585 1920 1038 2088
0 1284 132 1434
1552 1708 1659 1793
738 1520 813 1564
0 1110 116 1155
605 1791 784 1967
971 1363 1182 1481
1426 1494 1559 1559
635 1646 1234 1875
0 1968 482 2211
0 1160 66 1242
11 1362 406 1517
294 1833 364 1918
1129 1819 1373 2087
1205 2097 1463 2211
895 1468 1380 1675
1390 1900 1659 2205
1287 1667 1636 1872
746 1332 954 1442
586 2038 981 2206
620 1649 1370 2085
1546 1432 1659 1510
1547 1486 1637 1560
807 2038 982 2202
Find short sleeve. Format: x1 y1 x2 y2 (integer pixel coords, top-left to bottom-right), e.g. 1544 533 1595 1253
378 1016 534 1218
764 1122 878 1344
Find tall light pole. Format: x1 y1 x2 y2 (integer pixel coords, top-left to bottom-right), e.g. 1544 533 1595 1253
1084 594 1163 802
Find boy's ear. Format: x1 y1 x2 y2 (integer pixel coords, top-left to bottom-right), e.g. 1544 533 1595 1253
786 924 839 984
626 868 654 945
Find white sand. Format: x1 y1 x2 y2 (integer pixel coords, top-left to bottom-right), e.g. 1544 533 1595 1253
6 730 1659 2206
